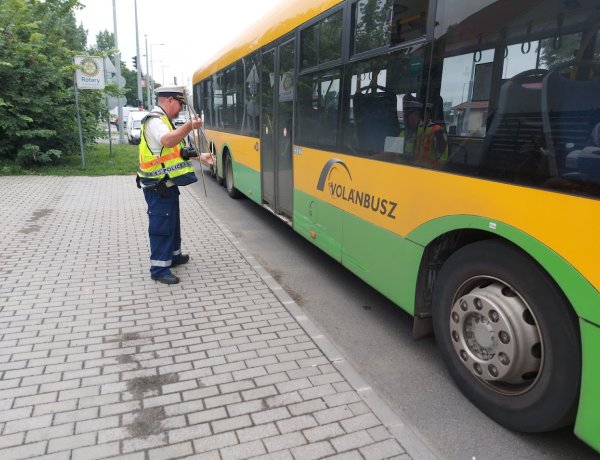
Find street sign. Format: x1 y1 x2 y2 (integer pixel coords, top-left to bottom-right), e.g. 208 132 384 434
74 55 105 90
106 96 127 110
104 57 117 74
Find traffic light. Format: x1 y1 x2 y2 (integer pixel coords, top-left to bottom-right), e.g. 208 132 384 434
132 56 137 70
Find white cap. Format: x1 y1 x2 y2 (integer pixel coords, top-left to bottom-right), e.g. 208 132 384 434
154 85 186 103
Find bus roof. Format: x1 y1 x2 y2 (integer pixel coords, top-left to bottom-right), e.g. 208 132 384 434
192 0 343 84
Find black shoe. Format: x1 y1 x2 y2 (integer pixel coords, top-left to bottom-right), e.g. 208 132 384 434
151 273 180 284
171 254 190 267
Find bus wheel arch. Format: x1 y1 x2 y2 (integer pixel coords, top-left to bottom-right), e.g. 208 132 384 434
215 142 224 185
223 149 242 199
429 238 581 432
208 141 217 178
413 229 489 338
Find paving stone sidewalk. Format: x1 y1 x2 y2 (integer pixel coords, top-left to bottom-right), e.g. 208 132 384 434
0 176 437 460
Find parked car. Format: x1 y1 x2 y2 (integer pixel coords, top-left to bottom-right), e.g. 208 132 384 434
113 106 141 128
109 108 118 125
127 111 149 144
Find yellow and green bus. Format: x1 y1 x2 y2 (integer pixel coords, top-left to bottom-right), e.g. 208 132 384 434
192 0 600 451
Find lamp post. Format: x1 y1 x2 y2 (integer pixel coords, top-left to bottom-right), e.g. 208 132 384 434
145 35 151 109
150 43 164 104
133 0 142 108
112 0 125 144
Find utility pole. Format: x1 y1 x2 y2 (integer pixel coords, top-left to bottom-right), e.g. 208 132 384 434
134 0 143 108
145 35 151 109
112 0 125 144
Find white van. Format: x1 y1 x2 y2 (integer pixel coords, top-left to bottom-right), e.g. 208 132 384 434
127 110 149 144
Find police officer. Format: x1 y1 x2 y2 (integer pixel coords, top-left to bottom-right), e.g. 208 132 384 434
399 95 423 155
137 85 202 284
414 103 448 167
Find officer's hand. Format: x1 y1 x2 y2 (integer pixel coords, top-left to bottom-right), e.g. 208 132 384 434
199 152 214 165
189 116 202 130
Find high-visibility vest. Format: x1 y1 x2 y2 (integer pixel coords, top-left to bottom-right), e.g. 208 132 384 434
400 125 420 155
415 123 448 167
137 112 194 181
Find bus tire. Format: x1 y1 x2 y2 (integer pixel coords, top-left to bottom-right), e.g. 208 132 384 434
225 154 242 198
431 239 580 432
216 160 224 186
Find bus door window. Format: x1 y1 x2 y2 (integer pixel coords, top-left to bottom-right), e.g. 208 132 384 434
212 73 223 129
260 49 276 207
275 39 296 217
277 41 295 157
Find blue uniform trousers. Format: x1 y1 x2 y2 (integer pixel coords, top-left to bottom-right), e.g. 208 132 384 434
143 185 182 277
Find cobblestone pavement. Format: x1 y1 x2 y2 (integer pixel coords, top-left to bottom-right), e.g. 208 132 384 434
0 176 437 460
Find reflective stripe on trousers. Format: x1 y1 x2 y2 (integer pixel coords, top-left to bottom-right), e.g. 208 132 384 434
143 185 181 277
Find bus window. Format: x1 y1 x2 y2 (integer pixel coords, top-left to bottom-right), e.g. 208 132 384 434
432 0 600 197
352 0 428 55
297 69 342 147
222 65 238 130
212 73 223 129
352 0 392 54
301 9 343 70
441 49 494 138
199 78 212 127
341 48 424 159
390 0 428 45
238 51 260 137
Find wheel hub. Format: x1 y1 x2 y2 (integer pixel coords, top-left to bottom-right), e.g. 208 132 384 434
449 280 542 392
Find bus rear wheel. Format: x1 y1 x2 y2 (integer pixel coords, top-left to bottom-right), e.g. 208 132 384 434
225 154 242 198
432 240 580 432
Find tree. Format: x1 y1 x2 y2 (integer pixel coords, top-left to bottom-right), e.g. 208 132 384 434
0 0 103 165
94 30 114 53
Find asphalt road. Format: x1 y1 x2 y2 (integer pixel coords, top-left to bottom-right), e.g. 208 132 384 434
191 166 598 460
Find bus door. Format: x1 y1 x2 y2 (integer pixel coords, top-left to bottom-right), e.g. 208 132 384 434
260 38 295 218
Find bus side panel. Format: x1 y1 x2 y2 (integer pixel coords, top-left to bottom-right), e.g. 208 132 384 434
206 131 262 203
575 319 600 453
230 157 261 205
293 189 342 261
341 211 423 315
407 215 600 327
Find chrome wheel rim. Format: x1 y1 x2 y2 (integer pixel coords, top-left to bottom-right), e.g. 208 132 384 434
449 277 543 395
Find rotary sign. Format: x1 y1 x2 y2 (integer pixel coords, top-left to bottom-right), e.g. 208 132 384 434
74 55 105 90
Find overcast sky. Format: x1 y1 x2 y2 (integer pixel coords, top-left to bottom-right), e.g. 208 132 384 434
75 0 283 88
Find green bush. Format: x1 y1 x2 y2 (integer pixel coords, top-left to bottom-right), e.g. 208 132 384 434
15 144 63 167
1 142 138 176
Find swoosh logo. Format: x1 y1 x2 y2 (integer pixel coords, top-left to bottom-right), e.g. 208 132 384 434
316 158 352 191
